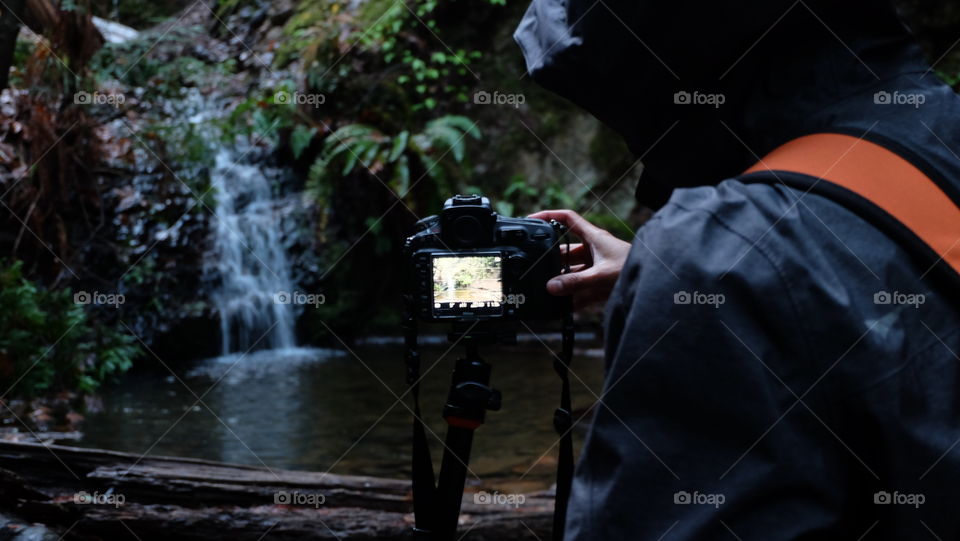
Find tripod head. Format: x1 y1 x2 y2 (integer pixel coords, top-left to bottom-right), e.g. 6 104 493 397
442 321 508 431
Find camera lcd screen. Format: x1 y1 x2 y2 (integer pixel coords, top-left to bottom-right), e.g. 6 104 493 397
431 254 503 318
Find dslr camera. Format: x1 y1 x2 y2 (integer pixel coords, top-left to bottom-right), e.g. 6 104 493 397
404 194 568 322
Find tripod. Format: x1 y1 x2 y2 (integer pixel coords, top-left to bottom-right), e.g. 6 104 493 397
431 324 510 539
404 317 575 541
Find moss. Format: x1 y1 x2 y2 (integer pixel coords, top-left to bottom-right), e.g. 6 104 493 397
355 0 400 27
214 0 258 19
274 0 339 68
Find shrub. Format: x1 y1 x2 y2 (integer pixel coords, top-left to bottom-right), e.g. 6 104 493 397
0 260 140 398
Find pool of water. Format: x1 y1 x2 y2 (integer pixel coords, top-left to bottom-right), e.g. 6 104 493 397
75 342 605 490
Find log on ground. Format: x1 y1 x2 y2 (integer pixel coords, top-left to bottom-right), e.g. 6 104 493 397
0 441 554 540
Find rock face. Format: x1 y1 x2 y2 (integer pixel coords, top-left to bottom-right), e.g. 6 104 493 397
0 440 555 540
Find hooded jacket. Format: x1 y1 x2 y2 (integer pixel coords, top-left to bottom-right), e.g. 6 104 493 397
515 1 960 538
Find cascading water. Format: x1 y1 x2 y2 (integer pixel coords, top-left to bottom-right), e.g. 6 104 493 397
208 150 297 354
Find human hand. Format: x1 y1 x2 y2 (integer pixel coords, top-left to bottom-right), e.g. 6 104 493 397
528 210 632 310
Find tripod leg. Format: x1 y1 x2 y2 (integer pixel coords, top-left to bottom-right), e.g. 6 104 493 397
434 426 476 540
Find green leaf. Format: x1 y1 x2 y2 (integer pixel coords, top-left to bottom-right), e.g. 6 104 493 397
388 131 409 162
435 115 481 139
342 150 361 176
392 154 410 195
330 124 377 141
290 125 317 159
360 140 381 167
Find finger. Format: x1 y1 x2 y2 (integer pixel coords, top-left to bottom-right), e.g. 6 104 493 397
527 209 604 242
546 268 599 296
561 243 592 266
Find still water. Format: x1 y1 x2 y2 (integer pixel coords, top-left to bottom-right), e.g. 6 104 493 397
76 343 605 490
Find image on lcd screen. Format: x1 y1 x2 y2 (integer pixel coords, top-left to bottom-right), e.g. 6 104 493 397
432 255 502 316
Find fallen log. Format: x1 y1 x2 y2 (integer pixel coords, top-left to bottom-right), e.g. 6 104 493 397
0 441 554 540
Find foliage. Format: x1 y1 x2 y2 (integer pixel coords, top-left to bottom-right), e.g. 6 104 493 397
493 175 575 217
353 0 485 111
278 0 501 114
0 260 140 398
223 83 303 144
89 25 233 95
6 39 34 89
306 115 480 207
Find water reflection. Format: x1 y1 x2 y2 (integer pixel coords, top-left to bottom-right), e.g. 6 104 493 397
77 344 604 488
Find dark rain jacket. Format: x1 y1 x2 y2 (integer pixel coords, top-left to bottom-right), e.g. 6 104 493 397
516 1 960 539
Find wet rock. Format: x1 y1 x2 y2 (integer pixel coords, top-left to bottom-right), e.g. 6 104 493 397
64 411 85 429
0 512 63 541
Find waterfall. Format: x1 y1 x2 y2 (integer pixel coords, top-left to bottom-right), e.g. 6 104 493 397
208 150 297 354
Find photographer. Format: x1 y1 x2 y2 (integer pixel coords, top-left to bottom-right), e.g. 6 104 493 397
517 0 960 539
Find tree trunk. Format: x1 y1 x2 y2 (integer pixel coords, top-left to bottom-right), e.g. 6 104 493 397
0 440 554 540
0 0 26 90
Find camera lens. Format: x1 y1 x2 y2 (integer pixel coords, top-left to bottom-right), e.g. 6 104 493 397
452 215 483 245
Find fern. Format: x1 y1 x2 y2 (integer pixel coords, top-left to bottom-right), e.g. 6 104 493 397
308 115 480 203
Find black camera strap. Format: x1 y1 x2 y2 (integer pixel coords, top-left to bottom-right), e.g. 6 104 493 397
404 308 437 539
552 225 575 541
552 310 575 541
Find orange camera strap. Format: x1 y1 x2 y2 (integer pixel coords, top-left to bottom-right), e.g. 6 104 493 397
744 133 960 284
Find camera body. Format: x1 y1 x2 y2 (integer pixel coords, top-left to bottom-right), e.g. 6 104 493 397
404 194 567 322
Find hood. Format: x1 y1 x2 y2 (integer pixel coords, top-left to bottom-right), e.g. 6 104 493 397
514 0 932 208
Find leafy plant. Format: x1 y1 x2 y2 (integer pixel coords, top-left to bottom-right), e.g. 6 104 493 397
306 115 480 204
359 0 491 111
279 0 502 112
89 25 226 94
0 260 140 398
492 174 575 217
222 83 303 145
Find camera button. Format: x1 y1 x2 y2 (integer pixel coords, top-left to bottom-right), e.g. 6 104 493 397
499 227 527 241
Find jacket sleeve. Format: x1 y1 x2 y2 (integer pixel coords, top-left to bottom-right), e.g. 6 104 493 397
566 186 858 539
